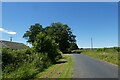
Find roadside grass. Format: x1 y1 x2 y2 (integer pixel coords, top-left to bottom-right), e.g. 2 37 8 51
34 54 72 79
81 50 119 67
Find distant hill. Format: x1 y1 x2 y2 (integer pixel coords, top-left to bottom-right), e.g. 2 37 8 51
0 40 29 49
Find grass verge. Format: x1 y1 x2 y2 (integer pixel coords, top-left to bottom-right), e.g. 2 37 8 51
81 50 119 67
34 54 73 79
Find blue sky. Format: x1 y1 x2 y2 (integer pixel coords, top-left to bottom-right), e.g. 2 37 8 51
1 2 118 48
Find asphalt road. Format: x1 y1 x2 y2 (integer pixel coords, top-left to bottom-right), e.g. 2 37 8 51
72 54 118 78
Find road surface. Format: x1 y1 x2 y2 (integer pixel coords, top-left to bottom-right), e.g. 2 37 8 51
72 54 118 78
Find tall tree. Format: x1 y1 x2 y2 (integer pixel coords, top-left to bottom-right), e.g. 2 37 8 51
44 22 76 52
69 43 79 50
23 23 43 44
23 22 77 53
33 32 59 63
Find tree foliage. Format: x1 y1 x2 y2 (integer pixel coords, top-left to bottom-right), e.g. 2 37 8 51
69 43 79 50
23 22 78 61
2 48 51 79
44 22 77 52
23 23 43 43
33 32 60 63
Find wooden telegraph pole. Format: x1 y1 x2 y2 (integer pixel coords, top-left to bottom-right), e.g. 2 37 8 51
10 37 13 42
91 37 93 50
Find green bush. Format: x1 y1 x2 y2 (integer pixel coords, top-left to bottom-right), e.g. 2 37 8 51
33 32 62 63
113 47 120 53
2 32 63 79
2 48 51 79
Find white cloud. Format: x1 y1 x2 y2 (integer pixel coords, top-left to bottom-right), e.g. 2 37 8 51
0 28 16 35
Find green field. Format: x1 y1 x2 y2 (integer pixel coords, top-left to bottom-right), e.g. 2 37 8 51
34 54 73 79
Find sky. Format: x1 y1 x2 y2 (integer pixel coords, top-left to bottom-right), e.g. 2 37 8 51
1 2 118 48
1 0 120 2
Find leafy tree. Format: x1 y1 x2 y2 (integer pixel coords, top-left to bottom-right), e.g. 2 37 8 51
44 22 76 52
33 32 59 63
113 47 120 53
23 23 43 43
23 22 77 53
69 43 79 50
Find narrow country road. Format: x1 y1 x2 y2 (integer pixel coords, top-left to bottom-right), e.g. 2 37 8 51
72 54 118 78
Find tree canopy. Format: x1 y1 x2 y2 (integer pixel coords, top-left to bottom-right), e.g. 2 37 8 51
33 32 60 63
23 23 43 43
23 22 78 53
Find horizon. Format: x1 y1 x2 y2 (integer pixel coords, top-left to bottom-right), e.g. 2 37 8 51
1 2 118 48
0 39 118 49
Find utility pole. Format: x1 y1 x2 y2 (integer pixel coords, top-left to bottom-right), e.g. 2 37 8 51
91 37 93 50
10 37 13 42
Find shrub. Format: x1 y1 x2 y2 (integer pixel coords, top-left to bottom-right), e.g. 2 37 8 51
33 32 62 63
2 48 51 79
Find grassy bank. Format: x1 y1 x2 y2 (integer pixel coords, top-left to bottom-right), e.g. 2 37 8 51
34 54 73 78
81 49 119 67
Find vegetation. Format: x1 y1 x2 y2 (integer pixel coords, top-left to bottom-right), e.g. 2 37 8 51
33 32 62 63
34 54 72 78
2 45 62 79
2 48 52 79
81 47 120 67
68 43 79 53
2 22 76 79
23 23 43 43
23 22 78 53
